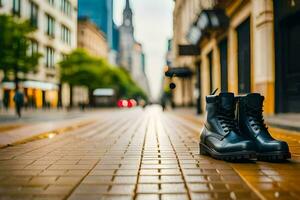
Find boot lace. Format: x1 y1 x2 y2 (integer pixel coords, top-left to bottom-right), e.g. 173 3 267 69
217 109 238 134
246 105 268 131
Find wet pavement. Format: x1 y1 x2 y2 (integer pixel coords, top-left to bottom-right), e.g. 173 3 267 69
0 106 299 199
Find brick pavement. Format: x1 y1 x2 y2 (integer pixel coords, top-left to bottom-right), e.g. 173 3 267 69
0 106 299 199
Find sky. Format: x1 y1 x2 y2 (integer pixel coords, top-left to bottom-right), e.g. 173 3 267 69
113 0 174 100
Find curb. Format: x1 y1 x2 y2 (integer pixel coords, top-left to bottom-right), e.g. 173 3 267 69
0 120 95 149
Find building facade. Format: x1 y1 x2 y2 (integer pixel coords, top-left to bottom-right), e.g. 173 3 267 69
168 0 214 108
169 0 300 114
119 0 150 96
132 42 150 95
78 0 119 65
77 17 109 59
0 0 77 108
119 0 134 72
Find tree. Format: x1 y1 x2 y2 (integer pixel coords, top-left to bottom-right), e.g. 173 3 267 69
59 49 148 107
59 49 111 107
108 67 148 100
0 14 41 90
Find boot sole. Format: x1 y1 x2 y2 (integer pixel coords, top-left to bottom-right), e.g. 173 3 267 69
257 151 291 162
199 143 256 161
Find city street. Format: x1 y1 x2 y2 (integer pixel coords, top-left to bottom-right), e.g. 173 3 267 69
0 106 299 200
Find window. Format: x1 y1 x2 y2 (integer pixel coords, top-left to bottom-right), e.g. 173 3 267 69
46 14 55 37
61 25 71 45
0 0 3 7
60 0 72 16
30 1 38 28
208 51 213 93
12 0 21 17
46 47 55 68
29 40 39 56
219 38 228 92
48 0 55 6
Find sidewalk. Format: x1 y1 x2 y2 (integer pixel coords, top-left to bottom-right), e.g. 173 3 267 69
266 114 300 132
0 109 115 148
168 107 300 132
0 106 299 199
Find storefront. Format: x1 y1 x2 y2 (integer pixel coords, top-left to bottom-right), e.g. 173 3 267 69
1 81 58 108
184 0 295 115
165 66 194 107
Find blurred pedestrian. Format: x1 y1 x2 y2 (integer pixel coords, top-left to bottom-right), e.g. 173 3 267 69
13 89 24 118
161 93 167 111
3 91 9 111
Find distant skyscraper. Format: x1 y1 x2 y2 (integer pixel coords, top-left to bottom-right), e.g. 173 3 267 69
78 0 114 50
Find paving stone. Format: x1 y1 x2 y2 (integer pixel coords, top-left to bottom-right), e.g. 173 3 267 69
113 176 137 184
0 108 280 199
82 175 113 184
161 194 189 200
72 184 109 194
137 184 159 193
29 177 57 185
109 184 135 194
136 194 159 200
55 176 82 185
160 183 186 193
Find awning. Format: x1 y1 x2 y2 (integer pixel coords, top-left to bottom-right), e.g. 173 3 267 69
165 67 193 78
93 88 115 97
197 9 229 33
1 81 58 90
187 25 203 45
187 9 229 45
23 81 58 90
178 45 200 56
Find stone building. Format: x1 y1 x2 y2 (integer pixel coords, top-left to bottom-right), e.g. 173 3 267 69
0 0 77 108
132 42 150 95
77 17 109 59
77 0 119 65
119 0 134 72
119 0 150 96
168 0 300 114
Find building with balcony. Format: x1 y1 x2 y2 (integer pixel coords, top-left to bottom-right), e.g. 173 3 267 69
169 0 300 114
0 0 78 108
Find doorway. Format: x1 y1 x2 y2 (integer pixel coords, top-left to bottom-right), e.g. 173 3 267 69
208 51 213 93
274 1 300 113
236 18 251 94
219 38 228 92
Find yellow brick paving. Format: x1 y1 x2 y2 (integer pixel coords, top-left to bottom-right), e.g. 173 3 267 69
175 112 300 200
2 106 298 199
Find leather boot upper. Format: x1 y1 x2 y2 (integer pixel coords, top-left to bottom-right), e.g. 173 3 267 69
238 93 290 153
201 93 255 153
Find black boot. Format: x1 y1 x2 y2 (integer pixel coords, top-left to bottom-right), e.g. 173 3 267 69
238 93 291 161
200 93 256 161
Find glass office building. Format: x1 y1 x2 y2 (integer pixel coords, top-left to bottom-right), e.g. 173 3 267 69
78 0 114 49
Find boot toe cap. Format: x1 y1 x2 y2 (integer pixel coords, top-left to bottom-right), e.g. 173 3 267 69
259 140 290 152
271 140 289 152
222 140 256 153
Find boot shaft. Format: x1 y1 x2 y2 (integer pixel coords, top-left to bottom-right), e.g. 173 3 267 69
205 93 239 135
237 93 266 136
237 93 264 114
205 92 236 122
237 93 264 121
